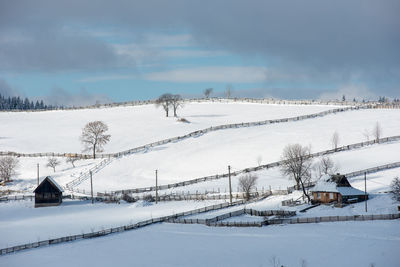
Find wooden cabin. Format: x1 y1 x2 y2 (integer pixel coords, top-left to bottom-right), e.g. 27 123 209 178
34 176 64 208
311 174 368 205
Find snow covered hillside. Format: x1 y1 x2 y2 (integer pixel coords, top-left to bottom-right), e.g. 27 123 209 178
2 102 400 195
1 221 399 267
1 100 399 267
0 102 339 154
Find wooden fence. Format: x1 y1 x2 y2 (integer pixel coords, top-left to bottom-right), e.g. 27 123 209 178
265 213 400 225
0 194 34 202
65 158 112 189
168 208 296 226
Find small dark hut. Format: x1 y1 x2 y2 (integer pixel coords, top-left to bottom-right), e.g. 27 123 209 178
34 176 64 208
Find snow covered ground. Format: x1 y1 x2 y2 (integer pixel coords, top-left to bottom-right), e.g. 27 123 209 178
0 102 339 154
1 101 399 266
1 221 399 267
0 199 224 248
79 141 400 194
72 108 400 193
0 157 101 194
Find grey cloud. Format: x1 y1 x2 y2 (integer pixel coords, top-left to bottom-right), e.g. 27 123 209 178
43 88 112 107
0 79 22 97
0 29 119 72
1 0 399 91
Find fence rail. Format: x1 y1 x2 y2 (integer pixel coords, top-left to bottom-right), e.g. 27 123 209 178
169 208 296 226
65 158 113 189
265 213 400 225
0 194 34 202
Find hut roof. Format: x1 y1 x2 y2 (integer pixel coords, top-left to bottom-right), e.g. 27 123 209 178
337 187 366 196
33 176 64 193
311 173 366 196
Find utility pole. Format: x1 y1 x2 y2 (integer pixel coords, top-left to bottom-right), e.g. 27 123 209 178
90 171 94 204
37 163 39 186
364 172 367 212
228 165 232 205
155 170 158 204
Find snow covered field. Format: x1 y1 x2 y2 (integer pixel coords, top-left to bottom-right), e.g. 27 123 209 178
0 102 339 154
72 108 400 193
1 101 399 266
0 199 224 248
1 221 399 267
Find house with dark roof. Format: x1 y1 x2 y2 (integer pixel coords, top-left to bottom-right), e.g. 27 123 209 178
311 173 368 205
33 176 64 208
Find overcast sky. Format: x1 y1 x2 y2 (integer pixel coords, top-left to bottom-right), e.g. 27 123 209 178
0 0 399 105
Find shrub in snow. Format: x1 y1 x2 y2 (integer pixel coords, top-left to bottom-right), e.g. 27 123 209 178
0 157 19 182
239 174 258 200
390 177 400 201
122 194 136 203
143 194 155 202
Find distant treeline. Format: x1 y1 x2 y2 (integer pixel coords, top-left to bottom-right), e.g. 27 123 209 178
0 94 56 110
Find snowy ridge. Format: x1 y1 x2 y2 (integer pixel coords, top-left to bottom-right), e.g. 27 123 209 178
0 97 360 113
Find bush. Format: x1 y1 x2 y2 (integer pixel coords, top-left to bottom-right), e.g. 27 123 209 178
390 177 400 201
0 157 19 182
122 194 137 203
143 194 155 202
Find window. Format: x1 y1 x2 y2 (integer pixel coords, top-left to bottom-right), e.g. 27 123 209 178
317 192 321 198
330 193 334 199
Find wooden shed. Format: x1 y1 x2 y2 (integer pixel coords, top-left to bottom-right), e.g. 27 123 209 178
34 176 64 208
311 174 368 205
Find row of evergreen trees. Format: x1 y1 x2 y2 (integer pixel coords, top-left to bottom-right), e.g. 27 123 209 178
0 94 55 110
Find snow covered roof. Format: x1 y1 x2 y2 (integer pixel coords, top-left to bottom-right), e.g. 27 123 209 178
34 176 64 193
47 176 64 192
310 174 367 196
337 187 366 196
310 180 339 193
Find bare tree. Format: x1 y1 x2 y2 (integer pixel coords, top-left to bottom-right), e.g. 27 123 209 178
373 122 382 142
280 144 312 202
155 93 173 117
331 131 339 150
66 156 79 168
362 128 370 142
316 156 338 178
171 94 183 117
256 155 262 166
390 177 400 201
204 88 213 98
225 84 233 98
0 157 19 182
81 121 111 159
239 174 258 200
46 157 60 172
